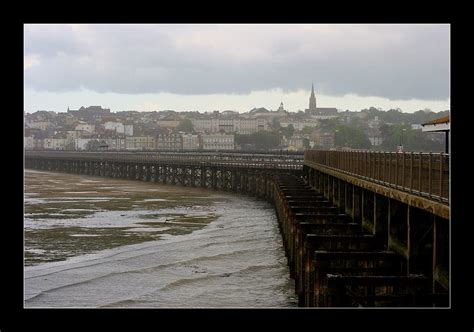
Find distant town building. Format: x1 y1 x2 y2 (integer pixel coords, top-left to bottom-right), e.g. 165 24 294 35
281 134 309 151
104 121 125 134
104 137 126 150
74 122 95 134
27 121 52 131
25 110 56 123
201 134 234 150
217 118 235 133
56 112 76 126
191 118 267 134
368 116 381 129
34 138 44 150
368 136 383 146
277 102 286 112
367 128 383 147
248 107 288 121
192 118 219 133
288 135 303 149
305 84 338 117
308 84 317 112
221 110 239 118
124 123 134 136
125 136 156 150
237 118 268 134
24 127 42 139
156 114 182 129
67 106 111 121
156 134 182 150
311 130 335 149
181 134 200 150
43 138 67 150
24 136 35 150
74 138 94 150
65 130 82 140
280 117 319 131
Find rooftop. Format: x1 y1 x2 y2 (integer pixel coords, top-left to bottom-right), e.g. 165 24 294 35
421 115 450 133
421 115 449 126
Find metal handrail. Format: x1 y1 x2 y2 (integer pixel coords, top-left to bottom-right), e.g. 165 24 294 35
25 151 304 171
304 150 449 204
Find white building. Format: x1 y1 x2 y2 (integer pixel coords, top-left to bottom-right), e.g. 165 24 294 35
43 138 67 150
104 121 125 134
280 119 318 131
75 123 95 134
156 134 182 150
218 118 235 133
34 138 44 150
282 135 304 149
237 118 268 134
104 137 126 150
125 136 156 150
368 116 381 129
75 138 94 150
202 134 234 150
309 115 339 120
192 118 220 133
368 136 383 146
182 134 200 150
311 131 335 149
27 121 52 131
24 136 35 150
191 118 268 134
124 124 134 136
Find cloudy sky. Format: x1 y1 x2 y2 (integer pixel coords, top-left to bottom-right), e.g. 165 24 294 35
24 24 450 113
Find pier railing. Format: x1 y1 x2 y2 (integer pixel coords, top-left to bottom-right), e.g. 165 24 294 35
304 150 449 204
25 151 304 171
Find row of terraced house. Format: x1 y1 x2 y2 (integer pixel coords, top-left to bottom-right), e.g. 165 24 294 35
24 101 341 152
24 133 235 151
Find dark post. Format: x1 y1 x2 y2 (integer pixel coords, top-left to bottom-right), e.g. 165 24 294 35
439 154 443 200
418 153 422 193
445 131 449 154
428 153 432 197
388 153 391 184
395 153 398 186
410 152 414 192
402 152 405 188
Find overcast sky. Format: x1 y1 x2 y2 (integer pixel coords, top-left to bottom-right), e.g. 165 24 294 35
24 24 450 113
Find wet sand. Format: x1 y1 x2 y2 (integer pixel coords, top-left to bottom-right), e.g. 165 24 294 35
25 170 222 265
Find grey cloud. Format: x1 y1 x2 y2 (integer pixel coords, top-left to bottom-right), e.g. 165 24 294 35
24 24 450 100
24 25 83 56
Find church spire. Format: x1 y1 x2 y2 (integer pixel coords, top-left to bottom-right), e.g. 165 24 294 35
309 83 317 113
